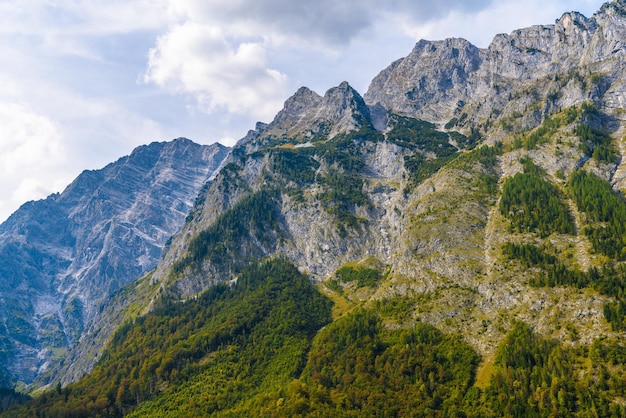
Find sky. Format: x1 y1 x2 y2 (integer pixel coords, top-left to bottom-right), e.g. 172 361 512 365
0 0 607 222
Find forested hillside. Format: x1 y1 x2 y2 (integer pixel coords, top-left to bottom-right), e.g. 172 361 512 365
4 1 626 416
5 260 625 417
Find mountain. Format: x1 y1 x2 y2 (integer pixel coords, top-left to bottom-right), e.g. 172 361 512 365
0 138 229 386
150 0 626 318
5 1 626 416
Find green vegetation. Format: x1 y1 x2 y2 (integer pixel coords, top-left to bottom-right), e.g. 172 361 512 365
500 159 574 237
451 143 502 202
462 142 502 167
270 148 319 185
569 170 626 259
576 124 617 163
387 115 458 153
503 241 626 330
9 301 626 416
171 189 282 277
9 259 332 417
444 113 468 130
372 295 416 322
385 115 462 187
318 171 369 235
502 243 588 288
445 117 459 129
520 104 583 150
0 389 30 414
477 322 626 417
524 115 565 150
301 124 382 232
335 264 383 288
237 309 481 416
404 153 453 186
315 124 382 173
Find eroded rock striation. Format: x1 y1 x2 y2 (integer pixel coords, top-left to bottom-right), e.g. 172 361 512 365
0 139 228 385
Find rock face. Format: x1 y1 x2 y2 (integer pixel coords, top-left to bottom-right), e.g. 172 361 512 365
238 81 372 152
364 38 482 121
146 0 626 367
5 0 626 390
0 138 229 385
364 2 626 126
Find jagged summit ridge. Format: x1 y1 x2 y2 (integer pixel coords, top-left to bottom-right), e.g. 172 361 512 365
239 81 373 151
364 38 481 121
365 0 626 127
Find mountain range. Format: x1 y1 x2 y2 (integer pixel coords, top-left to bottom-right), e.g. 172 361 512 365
0 139 228 386
2 1 626 416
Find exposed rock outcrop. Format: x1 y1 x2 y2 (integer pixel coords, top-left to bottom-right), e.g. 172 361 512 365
0 139 229 385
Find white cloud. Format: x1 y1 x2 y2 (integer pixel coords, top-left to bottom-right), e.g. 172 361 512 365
0 0 171 36
0 102 65 173
0 0 171 63
0 99 67 221
144 21 289 121
0 71 170 221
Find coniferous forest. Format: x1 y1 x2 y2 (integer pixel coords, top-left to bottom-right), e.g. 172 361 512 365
5 2 626 415
5 259 626 417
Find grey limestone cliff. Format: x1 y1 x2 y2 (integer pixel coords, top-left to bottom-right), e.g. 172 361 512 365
0 138 229 385
144 0 626 366
364 1 626 128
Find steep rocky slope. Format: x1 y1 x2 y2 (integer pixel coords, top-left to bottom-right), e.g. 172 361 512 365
364 2 626 129
6 0 626 403
0 139 229 386
146 0 626 359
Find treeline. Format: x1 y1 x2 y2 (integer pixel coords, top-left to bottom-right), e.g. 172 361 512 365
7 259 332 417
503 242 626 330
500 159 574 237
569 170 626 259
479 322 625 417
171 188 282 277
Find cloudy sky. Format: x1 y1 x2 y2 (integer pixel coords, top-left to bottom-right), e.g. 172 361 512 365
0 0 607 221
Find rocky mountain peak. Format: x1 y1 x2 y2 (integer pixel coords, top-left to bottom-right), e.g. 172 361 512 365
238 82 373 151
364 37 482 121
556 11 593 32
365 1 626 130
317 81 372 137
599 0 626 15
270 86 323 126
0 138 229 386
